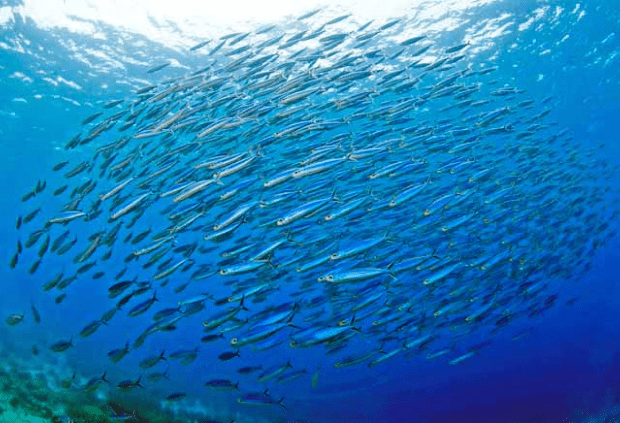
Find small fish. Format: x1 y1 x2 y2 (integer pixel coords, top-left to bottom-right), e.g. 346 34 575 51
6 313 24 326
139 350 166 369
146 368 170 382
201 333 224 343
54 185 68 196
50 337 73 352
189 40 210 51
82 112 103 125
237 365 263 374
31 302 41 323
127 291 158 317
21 189 36 202
53 161 70 171
164 392 187 402
237 390 286 409
108 342 130 363
312 368 320 388
146 62 171 74
61 372 76 389
205 379 239 391
9 253 18 269
218 349 241 361
23 207 41 224
35 180 46 193
117 376 143 391
169 347 199 365
80 319 105 338
84 371 108 393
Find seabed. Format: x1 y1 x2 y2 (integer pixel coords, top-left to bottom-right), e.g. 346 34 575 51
0 349 239 423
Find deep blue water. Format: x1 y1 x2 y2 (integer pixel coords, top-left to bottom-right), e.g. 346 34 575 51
1 1 620 422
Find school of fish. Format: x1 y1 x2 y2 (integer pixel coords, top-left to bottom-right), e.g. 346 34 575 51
8 7 620 413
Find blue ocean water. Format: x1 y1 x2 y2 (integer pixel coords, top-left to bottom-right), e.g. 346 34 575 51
1 1 620 422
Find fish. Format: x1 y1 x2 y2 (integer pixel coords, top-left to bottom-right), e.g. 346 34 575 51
80 319 106 338
9 253 18 269
82 112 103 125
205 379 239 391
189 40 210 51
237 365 263 374
168 347 199 365
117 376 143 391
30 302 41 323
108 342 130 363
202 333 224 343
237 390 286 409
218 349 241 361
164 392 187 402
84 371 108 393
146 62 171 74
127 291 158 317
4 9 619 411
61 372 76 389
139 350 166 369
50 337 73 352
6 313 24 326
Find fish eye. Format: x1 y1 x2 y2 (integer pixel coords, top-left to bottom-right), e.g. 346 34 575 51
227 297 233 302
334 363 341 368
289 341 296 347
388 201 396 207
213 225 219 231
338 319 347 326
237 398 243 403
330 253 338 260
423 209 431 216
202 321 209 326
231 338 237 345
317 276 325 281
219 269 227 275
326 275 334 282
324 214 332 221
276 219 284 226
372 321 379 326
